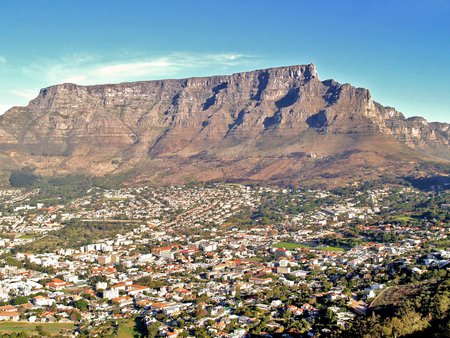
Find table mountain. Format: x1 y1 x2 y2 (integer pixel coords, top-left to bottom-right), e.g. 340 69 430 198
0 64 448 187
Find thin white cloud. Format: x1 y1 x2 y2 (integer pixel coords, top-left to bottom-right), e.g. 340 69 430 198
23 52 254 86
8 89 38 99
2 52 254 112
94 59 173 78
0 56 6 65
0 89 39 114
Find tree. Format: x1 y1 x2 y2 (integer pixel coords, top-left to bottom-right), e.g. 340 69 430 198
69 310 82 321
148 322 161 338
195 304 208 319
178 330 188 338
10 296 28 305
324 308 337 326
433 294 450 319
177 318 185 328
193 327 210 338
74 299 89 311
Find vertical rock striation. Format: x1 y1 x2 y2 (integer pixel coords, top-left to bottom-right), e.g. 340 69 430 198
0 64 448 185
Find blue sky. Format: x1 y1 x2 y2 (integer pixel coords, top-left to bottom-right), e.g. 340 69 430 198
0 0 449 122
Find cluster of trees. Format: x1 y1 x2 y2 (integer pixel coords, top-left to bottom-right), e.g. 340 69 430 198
228 190 336 227
8 169 125 206
317 235 362 249
134 276 166 289
13 219 138 253
9 168 39 188
30 175 106 206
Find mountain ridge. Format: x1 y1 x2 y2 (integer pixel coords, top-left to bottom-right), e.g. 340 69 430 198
0 64 448 187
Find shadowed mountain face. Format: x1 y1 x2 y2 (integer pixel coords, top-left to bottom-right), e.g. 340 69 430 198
0 64 448 187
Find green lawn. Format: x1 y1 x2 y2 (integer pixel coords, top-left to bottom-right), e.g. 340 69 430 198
319 246 347 252
393 215 415 222
273 241 346 252
0 322 74 335
18 234 35 239
116 319 135 338
429 239 450 251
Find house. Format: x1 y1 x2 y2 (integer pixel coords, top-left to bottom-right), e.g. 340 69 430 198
153 245 179 260
96 282 108 290
46 278 70 291
111 296 133 307
274 248 291 257
249 276 272 285
97 254 119 265
200 242 217 252
110 282 129 291
277 266 291 274
126 284 150 296
287 305 304 316
103 289 120 300
150 302 171 311
0 311 20 321
289 270 309 278
32 295 54 307
0 305 18 313
136 299 152 309
19 303 34 311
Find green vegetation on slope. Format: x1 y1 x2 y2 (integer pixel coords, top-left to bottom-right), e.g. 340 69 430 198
334 277 450 338
14 219 139 253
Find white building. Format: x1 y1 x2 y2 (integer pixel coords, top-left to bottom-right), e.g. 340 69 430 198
103 289 120 300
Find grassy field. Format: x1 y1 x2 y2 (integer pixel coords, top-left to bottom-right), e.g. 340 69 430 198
116 319 145 338
429 239 450 251
394 215 415 222
273 241 346 252
0 322 74 335
18 234 36 239
116 319 135 338
318 246 347 252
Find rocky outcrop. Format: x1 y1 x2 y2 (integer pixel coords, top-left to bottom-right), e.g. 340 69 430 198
0 64 448 185
0 128 18 144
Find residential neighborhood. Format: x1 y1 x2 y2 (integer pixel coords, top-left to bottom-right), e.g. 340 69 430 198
0 183 448 337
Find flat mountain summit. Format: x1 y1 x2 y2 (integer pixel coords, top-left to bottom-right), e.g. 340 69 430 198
0 64 449 187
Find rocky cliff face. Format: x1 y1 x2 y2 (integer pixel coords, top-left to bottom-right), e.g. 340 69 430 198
0 64 448 186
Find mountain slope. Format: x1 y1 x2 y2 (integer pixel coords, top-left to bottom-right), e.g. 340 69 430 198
0 64 448 187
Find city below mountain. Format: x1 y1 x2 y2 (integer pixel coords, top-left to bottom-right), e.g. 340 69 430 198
0 64 449 188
